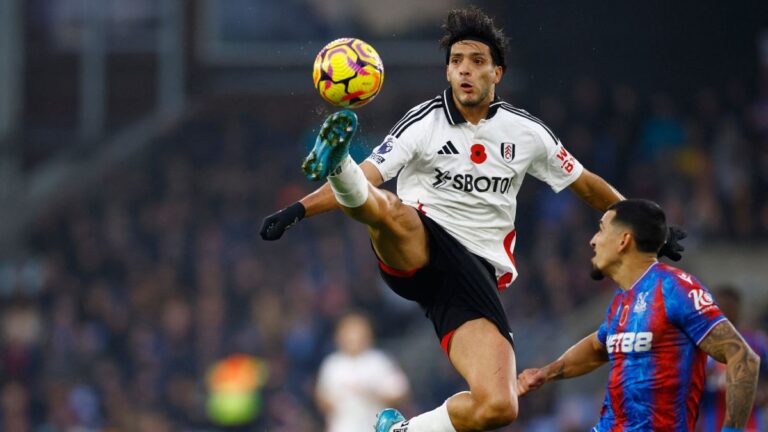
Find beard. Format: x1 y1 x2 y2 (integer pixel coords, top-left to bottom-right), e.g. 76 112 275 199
590 264 605 281
456 87 488 108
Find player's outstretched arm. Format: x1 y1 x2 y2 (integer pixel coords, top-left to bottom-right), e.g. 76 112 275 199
568 168 625 212
260 161 384 240
699 320 761 429
517 332 608 396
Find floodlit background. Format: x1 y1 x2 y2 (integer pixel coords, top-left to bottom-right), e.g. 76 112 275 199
0 1 767 431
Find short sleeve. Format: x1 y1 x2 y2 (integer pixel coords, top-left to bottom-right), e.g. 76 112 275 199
366 130 420 181
663 273 726 345
367 102 432 182
526 124 584 193
596 293 622 346
597 321 608 345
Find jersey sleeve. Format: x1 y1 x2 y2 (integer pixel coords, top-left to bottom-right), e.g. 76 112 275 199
525 124 584 193
597 321 608 345
596 296 618 346
663 273 727 345
366 117 424 182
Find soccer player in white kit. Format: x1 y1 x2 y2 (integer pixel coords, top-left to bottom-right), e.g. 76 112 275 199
261 7 683 432
316 313 409 432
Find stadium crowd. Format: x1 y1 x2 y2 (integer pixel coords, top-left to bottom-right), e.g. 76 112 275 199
2 76 768 431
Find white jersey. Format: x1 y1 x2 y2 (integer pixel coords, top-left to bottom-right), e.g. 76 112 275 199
316 349 409 432
367 88 583 288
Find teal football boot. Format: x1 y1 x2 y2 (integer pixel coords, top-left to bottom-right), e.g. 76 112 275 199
374 408 405 432
301 110 358 181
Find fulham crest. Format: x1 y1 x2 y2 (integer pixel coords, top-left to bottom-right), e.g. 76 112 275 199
500 142 516 164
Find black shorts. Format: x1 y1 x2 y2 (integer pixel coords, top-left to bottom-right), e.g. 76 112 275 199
377 211 514 354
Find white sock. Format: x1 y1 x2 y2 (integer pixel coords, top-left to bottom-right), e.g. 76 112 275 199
390 402 456 432
328 155 369 208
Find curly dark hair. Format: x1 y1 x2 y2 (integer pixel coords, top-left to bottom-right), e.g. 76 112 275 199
439 6 509 71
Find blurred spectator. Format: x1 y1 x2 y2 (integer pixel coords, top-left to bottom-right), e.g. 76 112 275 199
315 312 409 432
1 381 32 432
640 92 687 162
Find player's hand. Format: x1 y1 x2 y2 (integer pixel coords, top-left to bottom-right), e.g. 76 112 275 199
517 368 547 396
260 202 306 241
658 225 687 261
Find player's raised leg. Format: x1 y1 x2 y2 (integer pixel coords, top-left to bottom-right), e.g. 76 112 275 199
302 110 428 271
445 318 518 430
378 318 518 432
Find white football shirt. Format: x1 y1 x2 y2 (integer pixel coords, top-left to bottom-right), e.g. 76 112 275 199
367 88 583 288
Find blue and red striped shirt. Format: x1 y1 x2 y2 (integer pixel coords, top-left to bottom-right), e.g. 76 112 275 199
594 262 726 431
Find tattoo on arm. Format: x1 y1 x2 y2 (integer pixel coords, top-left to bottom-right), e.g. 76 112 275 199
699 321 761 428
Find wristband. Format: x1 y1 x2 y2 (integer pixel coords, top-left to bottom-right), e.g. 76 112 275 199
721 427 743 432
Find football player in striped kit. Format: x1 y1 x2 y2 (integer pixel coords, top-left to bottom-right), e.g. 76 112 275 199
517 200 760 432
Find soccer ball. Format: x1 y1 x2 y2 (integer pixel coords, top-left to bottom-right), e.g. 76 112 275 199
312 38 384 108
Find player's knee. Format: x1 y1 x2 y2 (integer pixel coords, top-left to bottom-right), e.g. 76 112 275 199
359 189 399 227
475 393 518 427
382 190 403 213
376 191 418 231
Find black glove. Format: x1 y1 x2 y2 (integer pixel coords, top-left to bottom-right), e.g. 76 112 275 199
658 225 687 261
260 202 306 241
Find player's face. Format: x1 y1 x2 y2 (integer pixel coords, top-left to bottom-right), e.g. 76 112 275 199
446 41 503 108
589 211 624 280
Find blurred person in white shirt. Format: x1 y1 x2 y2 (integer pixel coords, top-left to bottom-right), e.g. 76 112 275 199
316 312 409 432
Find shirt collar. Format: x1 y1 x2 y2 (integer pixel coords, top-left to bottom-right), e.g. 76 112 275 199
442 87 504 125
